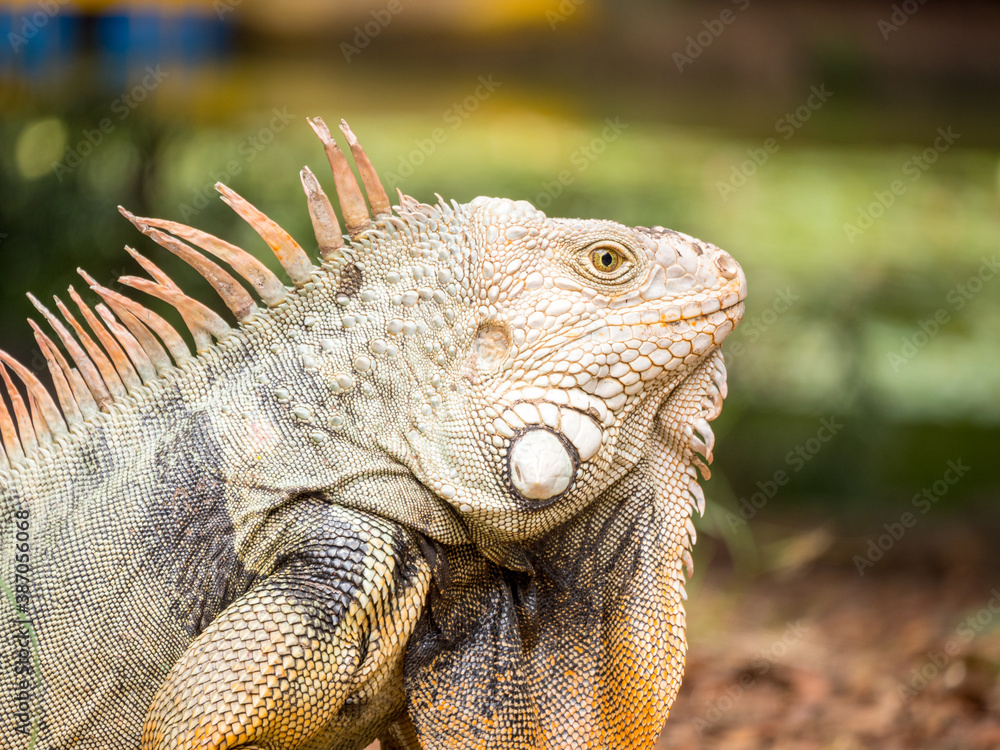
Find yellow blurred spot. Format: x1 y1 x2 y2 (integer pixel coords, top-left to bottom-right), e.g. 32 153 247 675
451 0 588 32
238 0 592 36
15 118 67 180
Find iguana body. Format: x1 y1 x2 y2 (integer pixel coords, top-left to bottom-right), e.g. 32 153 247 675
0 118 745 749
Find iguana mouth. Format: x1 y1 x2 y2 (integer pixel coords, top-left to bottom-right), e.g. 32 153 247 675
604 294 743 327
495 288 741 507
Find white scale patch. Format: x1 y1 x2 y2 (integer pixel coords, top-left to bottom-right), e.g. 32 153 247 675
508 428 575 501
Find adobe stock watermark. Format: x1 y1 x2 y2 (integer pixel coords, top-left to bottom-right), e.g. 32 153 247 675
878 0 928 40
213 0 242 19
673 0 751 72
546 0 585 29
52 65 171 182
724 416 843 532
7 0 70 53
887 255 999 371
843 126 960 243
533 117 628 209
853 459 970 576
340 0 407 62
897 588 1000 700
716 84 833 201
4 506 42 744
692 619 809 737
382 75 502 188
723 287 798 361
176 106 295 221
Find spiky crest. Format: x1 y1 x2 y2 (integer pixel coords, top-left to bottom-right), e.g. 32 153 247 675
0 119 394 468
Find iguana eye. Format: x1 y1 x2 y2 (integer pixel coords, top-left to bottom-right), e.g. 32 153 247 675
590 247 623 273
579 241 633 283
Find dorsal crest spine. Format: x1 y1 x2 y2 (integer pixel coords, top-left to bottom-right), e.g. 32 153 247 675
0 118 394 470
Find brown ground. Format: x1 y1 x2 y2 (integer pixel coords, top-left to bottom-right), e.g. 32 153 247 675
657 522 1000 750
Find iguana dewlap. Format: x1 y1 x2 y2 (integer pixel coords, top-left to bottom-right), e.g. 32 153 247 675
0 118 745 749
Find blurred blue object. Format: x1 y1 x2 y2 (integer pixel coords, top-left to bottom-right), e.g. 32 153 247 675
0 6 79 80
96 9 230 87
1 3 229 88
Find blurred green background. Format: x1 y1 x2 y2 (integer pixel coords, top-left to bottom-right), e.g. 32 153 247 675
2 0 1000 745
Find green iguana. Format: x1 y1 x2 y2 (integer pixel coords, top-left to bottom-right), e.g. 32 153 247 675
0 118 745 749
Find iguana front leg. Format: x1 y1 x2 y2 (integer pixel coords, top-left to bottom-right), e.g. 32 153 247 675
142 499 430 750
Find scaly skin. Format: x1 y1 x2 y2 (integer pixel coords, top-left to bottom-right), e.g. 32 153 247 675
0 120 745 749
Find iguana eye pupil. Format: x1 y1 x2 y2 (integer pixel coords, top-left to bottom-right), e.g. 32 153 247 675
591 247 622 273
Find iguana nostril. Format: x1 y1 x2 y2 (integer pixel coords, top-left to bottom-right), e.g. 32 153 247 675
714 252 739 279
508 428 576 502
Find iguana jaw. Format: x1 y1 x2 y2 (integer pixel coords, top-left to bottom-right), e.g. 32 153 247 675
488 299 744 509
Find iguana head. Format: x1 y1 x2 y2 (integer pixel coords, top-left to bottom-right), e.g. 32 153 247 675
367 196 745 555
